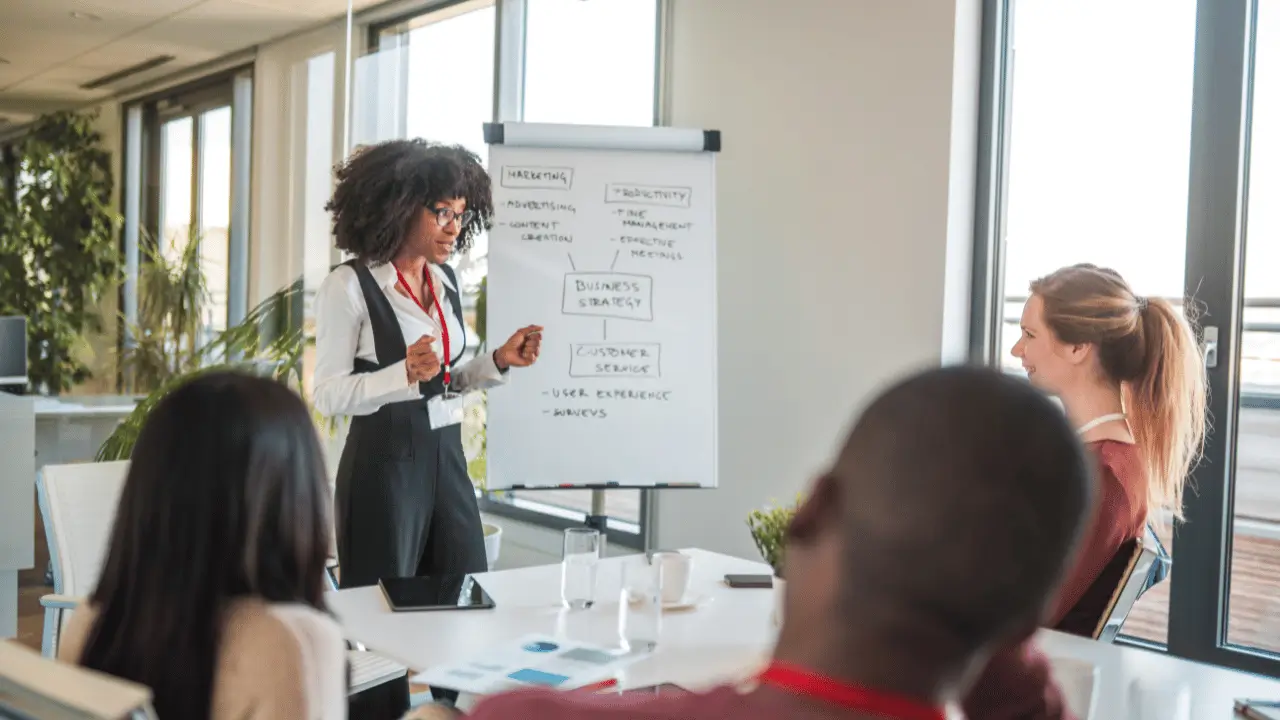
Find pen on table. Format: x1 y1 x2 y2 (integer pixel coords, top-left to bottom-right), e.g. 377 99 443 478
578 678 618 693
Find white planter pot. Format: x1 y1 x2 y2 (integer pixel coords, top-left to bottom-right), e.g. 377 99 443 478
773 576 786 627
483 522 503 571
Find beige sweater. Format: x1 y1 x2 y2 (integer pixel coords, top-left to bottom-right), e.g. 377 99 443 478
59 597 348 719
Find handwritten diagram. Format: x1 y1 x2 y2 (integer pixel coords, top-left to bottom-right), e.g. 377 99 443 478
494 173 693 387
560 258 661 380
483 131 718 490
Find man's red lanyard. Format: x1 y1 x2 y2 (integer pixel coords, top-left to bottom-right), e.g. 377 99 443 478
394 265 451 387
758 663 946 720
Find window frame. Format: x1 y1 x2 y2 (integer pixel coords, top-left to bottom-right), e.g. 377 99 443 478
971 0 1280 678
120 67 253 363
362 0 667 551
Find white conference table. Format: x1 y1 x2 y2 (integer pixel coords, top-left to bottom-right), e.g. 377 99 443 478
329 549 1280 719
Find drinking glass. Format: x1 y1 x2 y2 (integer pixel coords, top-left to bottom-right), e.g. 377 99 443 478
561 527 600 609
618 557 663 653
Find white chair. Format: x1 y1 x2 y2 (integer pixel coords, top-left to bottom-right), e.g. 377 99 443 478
0 639 156 719
36 461 131 658
35 460 407 700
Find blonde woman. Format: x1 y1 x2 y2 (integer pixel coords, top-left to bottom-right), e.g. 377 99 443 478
965 263 1207 719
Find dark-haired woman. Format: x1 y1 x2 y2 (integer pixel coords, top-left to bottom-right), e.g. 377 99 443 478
314 139 542 589
59 372 345 719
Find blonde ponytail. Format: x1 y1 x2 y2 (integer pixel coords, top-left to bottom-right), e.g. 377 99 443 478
1124 298 1207 520
1030 264 1208 521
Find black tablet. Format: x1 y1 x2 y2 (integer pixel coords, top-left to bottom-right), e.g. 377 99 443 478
377 574 496 612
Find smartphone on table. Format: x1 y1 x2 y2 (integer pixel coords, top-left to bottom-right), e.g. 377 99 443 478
724 573 773 589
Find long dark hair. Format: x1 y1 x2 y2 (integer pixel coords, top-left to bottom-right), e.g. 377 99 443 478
79 372 333 719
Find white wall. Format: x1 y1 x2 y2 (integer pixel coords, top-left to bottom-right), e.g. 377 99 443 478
248 0 985 570
650 0 982 557
475 0 984 567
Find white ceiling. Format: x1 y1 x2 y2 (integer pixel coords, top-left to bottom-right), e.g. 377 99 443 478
0 0 381 127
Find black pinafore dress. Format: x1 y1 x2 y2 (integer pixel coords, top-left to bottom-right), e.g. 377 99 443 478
333 260 488 589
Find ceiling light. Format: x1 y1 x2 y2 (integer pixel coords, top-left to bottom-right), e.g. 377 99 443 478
70 11 102 21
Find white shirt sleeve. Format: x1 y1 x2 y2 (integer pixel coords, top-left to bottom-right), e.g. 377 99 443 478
449 349 509 393
312 266 421 417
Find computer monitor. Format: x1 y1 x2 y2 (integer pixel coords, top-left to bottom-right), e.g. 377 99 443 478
0 317 28 389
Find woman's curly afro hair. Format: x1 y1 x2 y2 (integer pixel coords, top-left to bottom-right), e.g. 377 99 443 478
325 139 494 264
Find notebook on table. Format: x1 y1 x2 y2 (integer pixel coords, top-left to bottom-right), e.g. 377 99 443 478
413 635 646 696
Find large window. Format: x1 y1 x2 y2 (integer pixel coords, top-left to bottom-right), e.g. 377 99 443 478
374 0 496 292
298 49 339 397
368 0 661 545
992 0 1197 646
975 0 1280 676
125 71 252 352
522 0 658 126
1227 0 1280 657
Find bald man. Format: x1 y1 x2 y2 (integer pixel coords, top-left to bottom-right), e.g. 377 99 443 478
414 367 1090 720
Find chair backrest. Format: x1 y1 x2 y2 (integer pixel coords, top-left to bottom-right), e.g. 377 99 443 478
36 461 130 599
1094 524 1166 643
0 639 155 720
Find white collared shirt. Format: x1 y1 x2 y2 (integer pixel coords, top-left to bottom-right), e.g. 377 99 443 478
312 261 506 417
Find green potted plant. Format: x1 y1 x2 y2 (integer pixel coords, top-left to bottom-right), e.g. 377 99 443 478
118 228 209 394
97 279 311 461
748 496 801 626
463 275 503 569
461 390 502 569
0 109 122 395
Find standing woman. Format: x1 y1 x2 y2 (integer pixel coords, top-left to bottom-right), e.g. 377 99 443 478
314 139 542 589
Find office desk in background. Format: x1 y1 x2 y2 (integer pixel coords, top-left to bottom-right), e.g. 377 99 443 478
33 396 137 467
330 549 1280 720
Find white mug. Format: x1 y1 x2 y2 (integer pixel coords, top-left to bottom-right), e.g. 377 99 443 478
651 551 692 604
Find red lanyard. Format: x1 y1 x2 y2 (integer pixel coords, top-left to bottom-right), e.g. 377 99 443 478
758 663 945 720
394 265 451 386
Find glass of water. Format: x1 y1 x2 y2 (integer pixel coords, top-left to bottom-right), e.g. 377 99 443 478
618 557 663 653
561 527 600 610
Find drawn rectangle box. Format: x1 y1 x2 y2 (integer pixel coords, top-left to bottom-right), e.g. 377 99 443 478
604 183 692 208
501 166 574 190
562 272 653 321
570 343 661 379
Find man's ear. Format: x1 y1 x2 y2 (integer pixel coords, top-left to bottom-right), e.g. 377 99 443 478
789 473 840 544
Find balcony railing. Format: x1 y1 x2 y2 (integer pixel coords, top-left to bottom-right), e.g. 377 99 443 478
1001 296 1280 409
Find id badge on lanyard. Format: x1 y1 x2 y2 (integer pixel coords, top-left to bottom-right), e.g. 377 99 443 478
427 376 465 430
396 264 465 430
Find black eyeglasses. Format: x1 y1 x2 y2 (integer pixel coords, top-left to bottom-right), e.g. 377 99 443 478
429 206 475 228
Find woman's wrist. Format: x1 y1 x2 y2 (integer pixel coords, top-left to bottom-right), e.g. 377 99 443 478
493 350 509 373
